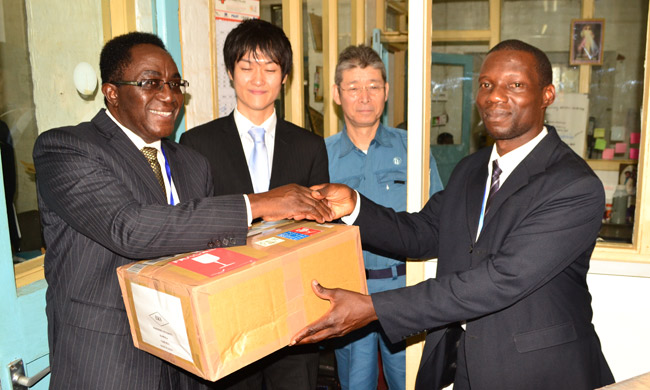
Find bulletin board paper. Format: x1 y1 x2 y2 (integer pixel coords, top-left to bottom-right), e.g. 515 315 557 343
215 0 260 118
545 93 589 158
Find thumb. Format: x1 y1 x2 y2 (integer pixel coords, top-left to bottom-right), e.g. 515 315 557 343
311 280 332 301
309 185 326 200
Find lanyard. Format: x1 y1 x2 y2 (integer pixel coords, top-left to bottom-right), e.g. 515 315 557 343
160 145 175 206
476 178 490 239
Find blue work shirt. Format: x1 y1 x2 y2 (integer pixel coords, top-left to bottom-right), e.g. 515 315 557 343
326 124 444 273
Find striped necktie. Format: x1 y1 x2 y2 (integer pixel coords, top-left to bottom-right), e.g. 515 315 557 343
484 159 502 215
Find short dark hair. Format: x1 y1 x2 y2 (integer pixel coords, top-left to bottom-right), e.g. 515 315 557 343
437 132 454 145
335 45 386 86
223 19 293 80
100 32 167 84
487 39 553 87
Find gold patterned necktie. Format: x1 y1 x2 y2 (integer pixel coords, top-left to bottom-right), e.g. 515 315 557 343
141 147 166 194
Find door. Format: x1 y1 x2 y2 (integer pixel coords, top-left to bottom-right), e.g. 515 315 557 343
0 246 49 390
430 52 474 186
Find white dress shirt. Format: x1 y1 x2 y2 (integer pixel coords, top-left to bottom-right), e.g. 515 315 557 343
106 109 180 205
476 127 548 240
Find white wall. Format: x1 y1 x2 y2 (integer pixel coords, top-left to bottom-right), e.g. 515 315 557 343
589 263 650 381
26 1 104 134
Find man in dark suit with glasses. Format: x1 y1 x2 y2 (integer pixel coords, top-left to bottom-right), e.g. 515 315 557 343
34 31 330 390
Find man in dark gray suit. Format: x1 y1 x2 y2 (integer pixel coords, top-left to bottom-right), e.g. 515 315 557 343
33 32 331 390
291 40 614 390
180 19 327 390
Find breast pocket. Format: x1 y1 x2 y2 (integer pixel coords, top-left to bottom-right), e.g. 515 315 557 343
376 169 407 191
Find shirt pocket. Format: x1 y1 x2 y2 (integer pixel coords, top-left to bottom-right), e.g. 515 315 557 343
376 168 407 190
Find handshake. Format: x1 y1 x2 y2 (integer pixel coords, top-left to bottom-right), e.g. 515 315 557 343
248 183 358 224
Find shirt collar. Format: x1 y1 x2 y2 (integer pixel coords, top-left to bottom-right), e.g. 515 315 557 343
338 123 393 158
233 106 277 139
105 109 162 151
489 126 548 184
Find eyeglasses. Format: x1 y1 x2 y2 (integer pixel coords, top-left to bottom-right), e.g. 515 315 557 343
112 79 189 94
338 83 385 97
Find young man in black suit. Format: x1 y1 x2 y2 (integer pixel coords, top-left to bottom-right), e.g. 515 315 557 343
291 40 615 390
180 19 328 390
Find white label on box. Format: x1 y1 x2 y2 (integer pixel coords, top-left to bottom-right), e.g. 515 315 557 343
130 283 193 363
256 236 285 247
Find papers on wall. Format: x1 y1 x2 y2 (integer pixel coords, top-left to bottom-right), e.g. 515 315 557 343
214 0 260 118
545 93 589 158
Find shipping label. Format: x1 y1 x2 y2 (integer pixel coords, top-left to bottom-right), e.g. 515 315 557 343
172 248 257 277
130 283 193 363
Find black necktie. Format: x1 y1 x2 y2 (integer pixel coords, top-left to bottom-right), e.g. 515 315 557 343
485 160 502 215
141 147 166 194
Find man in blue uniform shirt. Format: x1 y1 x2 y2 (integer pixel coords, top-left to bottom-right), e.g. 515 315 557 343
325 45 443 390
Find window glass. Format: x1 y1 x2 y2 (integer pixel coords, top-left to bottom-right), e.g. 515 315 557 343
590 0 648 243
501 0 648 243
1 0 41 262
303 0 325 135
432 0 490 31
424 0 647 243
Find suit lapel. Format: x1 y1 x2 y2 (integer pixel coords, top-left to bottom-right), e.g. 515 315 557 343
93 110 167 205
224 113 255 193
466 152 490 241
269 119 289 189
161 140 191 202
480 127 562 230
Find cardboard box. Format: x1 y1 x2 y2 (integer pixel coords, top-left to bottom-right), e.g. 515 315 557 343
116 220 366 382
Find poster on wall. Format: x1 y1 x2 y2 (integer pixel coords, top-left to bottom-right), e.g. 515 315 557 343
215 0 260 118
570 19 605 66
544 92 589 158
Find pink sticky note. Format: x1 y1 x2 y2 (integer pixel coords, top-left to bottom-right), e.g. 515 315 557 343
615 143 627 154
630 132 641 144
602 148 615 160
630 148 639 160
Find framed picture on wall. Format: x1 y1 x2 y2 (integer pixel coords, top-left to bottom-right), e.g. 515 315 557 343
570 19 605 65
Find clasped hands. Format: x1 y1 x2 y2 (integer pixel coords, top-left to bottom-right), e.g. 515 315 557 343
249 182 378 346
248 182 357 223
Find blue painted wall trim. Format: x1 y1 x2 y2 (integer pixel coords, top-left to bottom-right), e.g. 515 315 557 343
154 0 186 141
0 152 50 389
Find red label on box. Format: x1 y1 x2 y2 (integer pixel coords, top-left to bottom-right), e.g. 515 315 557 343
172 248 256 277
291 227 321 236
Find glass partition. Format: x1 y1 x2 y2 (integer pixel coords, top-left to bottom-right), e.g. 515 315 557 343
432 0 490 31
302 0 325 135
1 0 42 263
427 0 648 244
